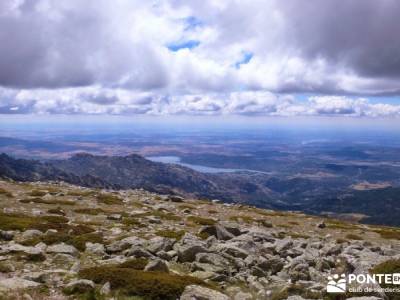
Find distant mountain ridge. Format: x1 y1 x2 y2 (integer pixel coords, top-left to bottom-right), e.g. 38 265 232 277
1 152 399 226
0 153 276 206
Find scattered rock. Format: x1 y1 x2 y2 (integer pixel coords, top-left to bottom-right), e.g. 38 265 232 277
317 221 326 229
100 282 111 295
63 279 95 294
47 243 79 257
0 278 40 291
180 285 230 300
144 259 169 272
0 230 14 241
107 213 122 220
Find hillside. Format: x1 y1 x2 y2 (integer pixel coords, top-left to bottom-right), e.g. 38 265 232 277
0 180 399 299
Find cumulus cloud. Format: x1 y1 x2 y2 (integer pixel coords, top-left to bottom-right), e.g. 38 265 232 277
1 0 400 116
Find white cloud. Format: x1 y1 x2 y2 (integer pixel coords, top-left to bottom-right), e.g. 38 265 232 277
1 0 400 116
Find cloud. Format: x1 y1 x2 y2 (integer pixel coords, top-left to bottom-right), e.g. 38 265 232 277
1 0 400 116
1 87 399 118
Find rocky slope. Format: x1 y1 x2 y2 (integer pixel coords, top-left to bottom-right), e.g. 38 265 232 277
0 180 399 299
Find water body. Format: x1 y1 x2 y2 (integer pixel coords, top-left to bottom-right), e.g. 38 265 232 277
146 155 272 174
146 156 240 173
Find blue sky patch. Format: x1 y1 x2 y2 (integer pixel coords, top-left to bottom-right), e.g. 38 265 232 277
167 40 200 52
235 52 253 68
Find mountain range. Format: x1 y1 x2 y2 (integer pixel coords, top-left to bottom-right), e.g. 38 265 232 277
1 152 399 226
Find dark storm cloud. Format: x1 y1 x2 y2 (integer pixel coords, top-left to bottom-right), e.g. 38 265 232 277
280 0 400 79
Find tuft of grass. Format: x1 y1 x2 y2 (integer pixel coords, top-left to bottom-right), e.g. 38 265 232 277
270 284 322 300
74 208 105 215
370 259 400 300
20 197 76 206
229 215 257 224
67 190 96 197
97 193 123 205
28 189 47 197
47 207 66 216
325 219 359 230
187 216 216 226
22 231 103 252
197 232 211 240
152 211 182 222
373 228 400 240
345 233 363 240
0 187 13 197
336 238 349 244
118 258 149 270
258 219 273 228
122 217 146 228
79 266 207 300
288 232 310 239
179 204 196 210
155 230 185 241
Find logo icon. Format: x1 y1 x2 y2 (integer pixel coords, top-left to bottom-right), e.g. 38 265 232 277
327 274 347 293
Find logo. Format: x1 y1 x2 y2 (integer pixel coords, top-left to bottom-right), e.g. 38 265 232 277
327 274 347 293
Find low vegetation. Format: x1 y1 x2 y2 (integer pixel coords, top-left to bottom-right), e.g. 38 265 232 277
187 216 216 226
74 208 105 215
155 229 185 241
345 233 363 240
0 187 13 197
79 266 207 299
370 259 400 300
20 197 75 205
97 193 123 205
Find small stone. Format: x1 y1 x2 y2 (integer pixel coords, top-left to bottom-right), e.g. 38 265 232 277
0 230 14 241
317 221 326 229
144 259 169 273
100 282 111 295
107 214 122 221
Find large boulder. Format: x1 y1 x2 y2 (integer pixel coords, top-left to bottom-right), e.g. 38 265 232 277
180 285 229 300
146 236 175 254
47 243 79 257
195 253 230 267
198 225 235 241
177 245 208 262
0 278 40 291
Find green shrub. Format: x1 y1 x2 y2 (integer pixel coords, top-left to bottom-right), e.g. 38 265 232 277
370 259 400 300
22 231 103 252
20 197 75 205
29 189 47 197
374 228 400 240
97 193 123 205
74 208 104 215
47 207 66 216
187 216 216 226
118 258 149 270
0 187 13 197
155 230 185 241
345 233 363 240
79 266 207 300
122 217 145 228
152 211 182 222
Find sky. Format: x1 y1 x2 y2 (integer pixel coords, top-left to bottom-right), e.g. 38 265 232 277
1 0 400 118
